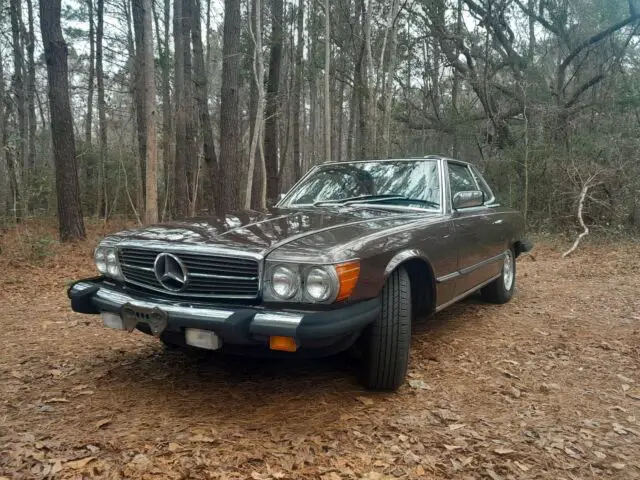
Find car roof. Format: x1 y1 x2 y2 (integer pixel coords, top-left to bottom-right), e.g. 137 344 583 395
320 156 472 167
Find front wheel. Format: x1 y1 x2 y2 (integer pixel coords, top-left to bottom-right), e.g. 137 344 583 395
481 248 516 304
362 267 412 391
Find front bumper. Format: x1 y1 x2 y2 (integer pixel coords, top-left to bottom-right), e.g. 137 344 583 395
68 278 380 352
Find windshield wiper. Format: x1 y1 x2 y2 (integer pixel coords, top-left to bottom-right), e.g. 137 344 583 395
313 194 404 207
347 196 440 209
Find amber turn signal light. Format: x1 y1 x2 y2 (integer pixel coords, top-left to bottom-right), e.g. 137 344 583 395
269 336 298 352
335 260 361 301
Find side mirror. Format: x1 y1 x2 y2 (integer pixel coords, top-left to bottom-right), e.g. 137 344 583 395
453 190 484 210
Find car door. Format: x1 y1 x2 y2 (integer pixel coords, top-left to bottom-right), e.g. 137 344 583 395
447 161 503 296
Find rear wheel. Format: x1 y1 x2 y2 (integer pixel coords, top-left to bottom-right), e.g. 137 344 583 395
481 248 515 304
362 267 412 391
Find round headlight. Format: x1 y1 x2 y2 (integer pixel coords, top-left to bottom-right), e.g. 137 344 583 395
106 250 117 266
95 247 107 274
270 265 299 299
305 268 332 302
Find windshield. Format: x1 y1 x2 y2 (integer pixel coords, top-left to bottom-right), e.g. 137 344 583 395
281 160 441 210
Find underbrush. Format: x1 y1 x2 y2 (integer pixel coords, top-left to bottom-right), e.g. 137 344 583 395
0 217 135 265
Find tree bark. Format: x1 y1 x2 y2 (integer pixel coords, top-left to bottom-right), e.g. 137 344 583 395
246 0 266 209
139 0 158 224
96 0 107 218
182 0 198 213
10 0 27 175
132 0 147 212
249 0 263 208
84 0 95 146
172 0 189 217
26 0 37 169
291 0 304 180
192 0 218 213
264 0 283 204
39 0 86 241
323 0 331 164
218 0 242 212
0 46 21 220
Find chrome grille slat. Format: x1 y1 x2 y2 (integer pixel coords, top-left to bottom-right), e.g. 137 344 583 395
118 248 260 299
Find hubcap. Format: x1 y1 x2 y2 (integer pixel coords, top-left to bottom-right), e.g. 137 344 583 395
503 250 514 291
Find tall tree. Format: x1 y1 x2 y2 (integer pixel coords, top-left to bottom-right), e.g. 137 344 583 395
26 0 36 169
291 0 303 180
10 0 26 174
218 0 242 212
140 0 158 223
96 0 107 217
191 0 218 213
172 0 189 216
264 0 283 203
39 0 86 240
323 0 331 164
84 0 95 146
132 0 147 212
246 0 266 209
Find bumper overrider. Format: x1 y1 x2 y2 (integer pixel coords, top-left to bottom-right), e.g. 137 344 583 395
68 278 381 355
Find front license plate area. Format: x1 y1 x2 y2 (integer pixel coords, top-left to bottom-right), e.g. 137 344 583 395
121 303 168 336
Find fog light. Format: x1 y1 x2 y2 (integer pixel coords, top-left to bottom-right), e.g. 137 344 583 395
102 312 124 330
269 336 298 352
185 328 222 350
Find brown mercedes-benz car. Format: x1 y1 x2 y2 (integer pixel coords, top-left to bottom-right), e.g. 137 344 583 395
69 156 532 390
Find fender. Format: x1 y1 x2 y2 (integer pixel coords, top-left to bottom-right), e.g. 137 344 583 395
383 249 437 314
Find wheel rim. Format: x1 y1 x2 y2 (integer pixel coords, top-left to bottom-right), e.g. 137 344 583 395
503 250 514 291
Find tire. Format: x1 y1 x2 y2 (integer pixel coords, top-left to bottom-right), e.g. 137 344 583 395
363 267 412 391
481 248 516 304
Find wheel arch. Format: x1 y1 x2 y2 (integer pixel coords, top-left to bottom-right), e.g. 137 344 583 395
383 250 437 317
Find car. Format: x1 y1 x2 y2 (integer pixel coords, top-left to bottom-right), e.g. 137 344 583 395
68 156 532 390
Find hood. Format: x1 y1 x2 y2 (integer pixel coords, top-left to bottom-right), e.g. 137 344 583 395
108 206 431 261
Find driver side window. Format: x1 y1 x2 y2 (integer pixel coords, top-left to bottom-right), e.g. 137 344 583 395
448 163 478 198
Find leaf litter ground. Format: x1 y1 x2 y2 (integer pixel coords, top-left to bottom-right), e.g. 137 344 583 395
0 223 639 479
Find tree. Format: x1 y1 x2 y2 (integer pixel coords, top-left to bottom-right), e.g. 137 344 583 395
141 0 158 224
291 0 303 179
246 0 266 209
218 0 242 212
39 0 86 240
323 0 331 164
96 0 107 217
84 0 95 146
172 0 189 217
264 0 283 203
191 0 218 213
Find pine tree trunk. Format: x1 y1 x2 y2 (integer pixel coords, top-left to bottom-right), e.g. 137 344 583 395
132 0 147 213
264 0 283 204
39 0 86 241
10 0 26 177
291 0 303 181
191 0 218 213
140 0 158 224
246 0 265 209
26 0 37 169
182 0 198 214
323 0 331 164
84 0 95 146
219 0 242 212
173 0 189 217
96 0 107 217
248 0 263 208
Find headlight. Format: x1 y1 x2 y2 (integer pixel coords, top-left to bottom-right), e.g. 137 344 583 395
263 260 360 303
94 247 107 274
304 267 333 302
95 244 122 280
270 265 300 299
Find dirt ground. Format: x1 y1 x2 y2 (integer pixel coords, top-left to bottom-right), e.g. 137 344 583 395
1 223 639 479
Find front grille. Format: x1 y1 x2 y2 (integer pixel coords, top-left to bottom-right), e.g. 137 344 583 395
118 248 260 299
